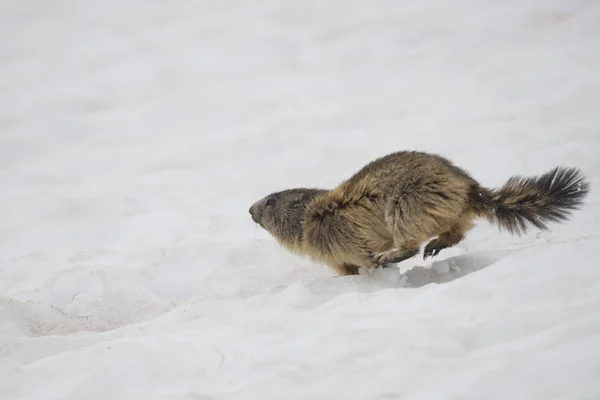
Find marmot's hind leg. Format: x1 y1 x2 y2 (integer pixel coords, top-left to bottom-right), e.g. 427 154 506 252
423 216 475 259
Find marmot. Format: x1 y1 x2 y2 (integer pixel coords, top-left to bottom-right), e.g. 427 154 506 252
249 151 590 276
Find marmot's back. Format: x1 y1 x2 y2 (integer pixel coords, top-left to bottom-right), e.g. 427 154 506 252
342 151 476 194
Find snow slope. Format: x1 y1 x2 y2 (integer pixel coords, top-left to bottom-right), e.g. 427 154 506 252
1 0 600 398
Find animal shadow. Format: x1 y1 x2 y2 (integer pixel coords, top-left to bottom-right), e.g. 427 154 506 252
397 249 512 288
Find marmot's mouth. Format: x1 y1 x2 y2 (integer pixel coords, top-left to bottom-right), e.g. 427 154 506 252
250 215 265 229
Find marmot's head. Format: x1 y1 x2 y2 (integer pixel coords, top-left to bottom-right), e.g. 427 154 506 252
249 188 327 247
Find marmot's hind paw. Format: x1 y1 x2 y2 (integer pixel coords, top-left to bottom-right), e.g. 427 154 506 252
423 239 448 259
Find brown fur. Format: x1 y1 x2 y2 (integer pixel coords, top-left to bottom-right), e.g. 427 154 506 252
249 151 590 276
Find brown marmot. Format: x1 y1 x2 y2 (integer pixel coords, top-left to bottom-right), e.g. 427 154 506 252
249 151 590 276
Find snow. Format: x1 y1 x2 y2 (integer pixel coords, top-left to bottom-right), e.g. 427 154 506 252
1 0 600 398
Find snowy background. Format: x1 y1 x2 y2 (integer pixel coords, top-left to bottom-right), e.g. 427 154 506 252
1 0 600 399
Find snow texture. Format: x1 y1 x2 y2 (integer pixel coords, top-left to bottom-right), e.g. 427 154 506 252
1 0 600 399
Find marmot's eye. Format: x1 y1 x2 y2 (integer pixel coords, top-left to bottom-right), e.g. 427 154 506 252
265 198 276 206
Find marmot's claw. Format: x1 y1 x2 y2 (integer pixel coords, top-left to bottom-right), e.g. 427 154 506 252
369 251 386 266
423 239 443 259
423 249 439 260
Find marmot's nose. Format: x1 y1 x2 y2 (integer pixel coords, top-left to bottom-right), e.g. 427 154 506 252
249 205 257 222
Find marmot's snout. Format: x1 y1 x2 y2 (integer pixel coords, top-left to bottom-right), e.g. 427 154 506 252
249 203 261 224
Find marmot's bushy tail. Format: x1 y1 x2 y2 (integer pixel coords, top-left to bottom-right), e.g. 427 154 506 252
473 167 590 235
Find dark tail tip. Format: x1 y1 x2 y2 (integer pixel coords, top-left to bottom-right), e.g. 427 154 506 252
536 166 590 210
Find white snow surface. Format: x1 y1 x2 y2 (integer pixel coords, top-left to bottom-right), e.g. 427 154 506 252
1 0 600 399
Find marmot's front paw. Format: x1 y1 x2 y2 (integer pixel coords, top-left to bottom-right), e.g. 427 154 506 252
369 246 420 266
369 249 400 266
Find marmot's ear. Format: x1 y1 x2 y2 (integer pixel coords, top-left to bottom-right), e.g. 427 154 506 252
294 193 306 203
292 192 309 205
